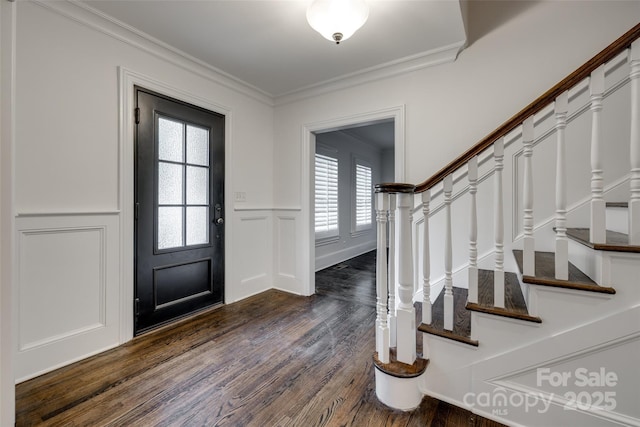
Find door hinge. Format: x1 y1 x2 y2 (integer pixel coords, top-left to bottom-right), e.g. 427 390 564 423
134 203 139 220
135 107 140 124
135 298 140 316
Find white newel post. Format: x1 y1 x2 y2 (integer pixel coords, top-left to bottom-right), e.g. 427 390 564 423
494 139 505 308
421 190 431 325
443 175 454 331
630 40 640 244
555 92 569 280
590 65 606 244
523 117 536 276
468 157 479 305
388 194 397 347
375 192 390 364
396 190 416 364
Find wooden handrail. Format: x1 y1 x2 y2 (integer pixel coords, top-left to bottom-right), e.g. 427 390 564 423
375 183 415 193
412 22 640 194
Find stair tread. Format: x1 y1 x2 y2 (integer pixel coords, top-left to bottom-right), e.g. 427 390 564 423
373 348 429 378
513 249 616 294
566 228 640 253
466 269 541 323
418 287 478 346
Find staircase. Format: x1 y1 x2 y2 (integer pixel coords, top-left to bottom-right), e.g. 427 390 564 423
372 24 640 426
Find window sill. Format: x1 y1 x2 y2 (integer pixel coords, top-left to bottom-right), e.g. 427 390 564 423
315 235 340 247
350 228 371 238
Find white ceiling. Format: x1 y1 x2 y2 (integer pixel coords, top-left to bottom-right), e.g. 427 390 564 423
81 0 468 98
339 121 395 149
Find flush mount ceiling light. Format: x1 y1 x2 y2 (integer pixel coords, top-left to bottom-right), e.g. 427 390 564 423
306 0 369 44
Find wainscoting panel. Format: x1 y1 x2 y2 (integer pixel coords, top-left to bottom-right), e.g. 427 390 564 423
276 215 296 279
230 212 272 302
273 210 305 295
15 214 120 382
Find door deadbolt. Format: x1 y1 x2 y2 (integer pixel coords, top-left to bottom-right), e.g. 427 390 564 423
214 204 224 225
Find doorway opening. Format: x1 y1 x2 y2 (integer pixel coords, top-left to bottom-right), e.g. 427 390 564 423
313 121 395 273
303 106 405 297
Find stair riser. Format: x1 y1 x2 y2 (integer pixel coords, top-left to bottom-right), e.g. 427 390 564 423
566 239 606 284
422 253 640 374
606 206 629 234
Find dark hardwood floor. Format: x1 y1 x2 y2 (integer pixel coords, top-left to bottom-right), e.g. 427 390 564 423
315 250 377 307
16 251 504 426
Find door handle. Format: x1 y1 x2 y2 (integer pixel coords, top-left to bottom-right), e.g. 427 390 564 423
216 218 224 225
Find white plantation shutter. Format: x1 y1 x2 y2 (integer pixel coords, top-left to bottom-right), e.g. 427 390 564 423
355 162 372 229
315 153 339 236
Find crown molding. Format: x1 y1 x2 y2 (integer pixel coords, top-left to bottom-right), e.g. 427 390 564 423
29 1 466 109
31 0 275 106
273 40 466 106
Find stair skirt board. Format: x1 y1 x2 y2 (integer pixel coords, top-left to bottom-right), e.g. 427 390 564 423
419 306 640 427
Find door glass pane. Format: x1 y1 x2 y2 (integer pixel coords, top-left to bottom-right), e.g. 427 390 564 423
186 166 208 205
158 207 183 249
158 162 184 205
158 117 184 162
186 207 209 246
187 125 209 166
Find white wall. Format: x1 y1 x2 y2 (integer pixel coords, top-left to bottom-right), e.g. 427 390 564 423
272 1 640 296
0 0 16 423
314 131 382 271
9 0 275 382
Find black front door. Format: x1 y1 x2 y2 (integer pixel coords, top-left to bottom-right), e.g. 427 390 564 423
135 88 224 334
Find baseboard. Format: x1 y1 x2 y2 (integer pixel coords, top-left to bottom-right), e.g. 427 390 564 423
315 241 376 271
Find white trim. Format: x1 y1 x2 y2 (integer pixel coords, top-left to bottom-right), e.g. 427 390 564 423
275 41 466 106
0 0 16 422
30 0 469 107
234 206 301 212
302 105 406 296
485 308 640 427
16 210 120 218
33 0 273 106
17 225 108 351
118 67 233 343
315 240 376 272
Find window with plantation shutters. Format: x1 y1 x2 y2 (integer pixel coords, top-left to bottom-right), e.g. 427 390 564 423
354 161 372 231
315 153 339 238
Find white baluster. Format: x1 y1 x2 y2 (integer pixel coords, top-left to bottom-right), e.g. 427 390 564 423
468 157 479 305
555 91 569 280
396 190 416 364
630 40 640 244
375 192 389 363
590 65 606 244
523 117 536 276
421 190 431 325
443 175 454 331
494 139 505 308
388 194 397 347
